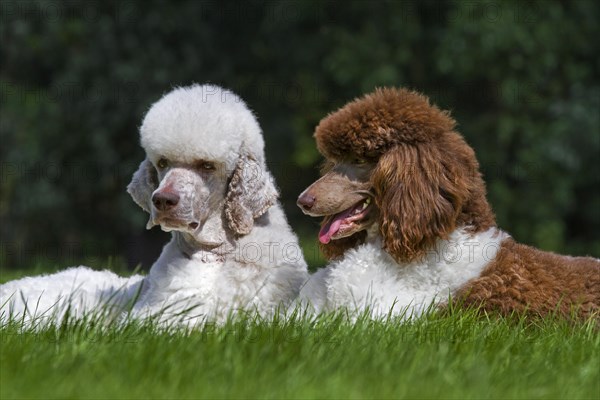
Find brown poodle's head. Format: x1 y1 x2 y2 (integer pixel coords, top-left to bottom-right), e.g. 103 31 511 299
297 88 495 262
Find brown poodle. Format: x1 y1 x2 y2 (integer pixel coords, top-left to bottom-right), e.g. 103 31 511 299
297 87 599 320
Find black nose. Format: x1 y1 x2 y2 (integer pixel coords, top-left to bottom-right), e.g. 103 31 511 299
152 191 180 211
297 192 316 211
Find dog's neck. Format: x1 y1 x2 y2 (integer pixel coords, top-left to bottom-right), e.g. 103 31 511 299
363 221 505 267
363 223 381 243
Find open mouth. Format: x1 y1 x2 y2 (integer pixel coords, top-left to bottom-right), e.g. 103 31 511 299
318 197 373 244
156 217 201 233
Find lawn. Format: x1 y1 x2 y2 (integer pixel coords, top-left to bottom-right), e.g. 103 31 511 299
1 268 599 399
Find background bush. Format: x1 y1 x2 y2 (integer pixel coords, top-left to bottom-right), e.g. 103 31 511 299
1 0 598 270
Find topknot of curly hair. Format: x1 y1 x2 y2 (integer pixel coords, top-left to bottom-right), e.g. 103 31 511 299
314 87 457 160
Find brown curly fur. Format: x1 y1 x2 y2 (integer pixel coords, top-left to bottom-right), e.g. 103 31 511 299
320 230 368 260
312 87 600 320
316 88 495 262
456 239 600 320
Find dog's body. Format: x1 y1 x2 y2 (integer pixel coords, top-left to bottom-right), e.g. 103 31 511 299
0 267 143 326
457 237 599 317
130 205 307 325
1 85 308 327
300 227 507 318
297 88 599 320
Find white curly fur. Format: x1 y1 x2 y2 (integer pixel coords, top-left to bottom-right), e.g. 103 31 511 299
0 267 143 326
1 84 308 328
298 227 508 319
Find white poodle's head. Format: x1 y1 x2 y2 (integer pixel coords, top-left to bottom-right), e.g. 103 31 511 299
139 84 266 173
127 84 278 245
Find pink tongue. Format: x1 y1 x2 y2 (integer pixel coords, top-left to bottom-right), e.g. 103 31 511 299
319 218 343 244
318 198 371 244
318 203 360 244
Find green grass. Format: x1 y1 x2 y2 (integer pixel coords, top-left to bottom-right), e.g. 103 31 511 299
1 308 598 399
1 263 599 399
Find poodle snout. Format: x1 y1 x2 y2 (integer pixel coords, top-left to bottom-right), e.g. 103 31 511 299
152 190 180 211
297 191 316 212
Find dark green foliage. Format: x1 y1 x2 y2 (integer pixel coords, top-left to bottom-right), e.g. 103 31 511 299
1 0 598 270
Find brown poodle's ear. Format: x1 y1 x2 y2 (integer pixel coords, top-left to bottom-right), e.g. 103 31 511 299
371 144 466 262
127 158 158 213
224 148 279 235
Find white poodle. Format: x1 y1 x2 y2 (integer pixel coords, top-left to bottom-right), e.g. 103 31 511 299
1 84 308 327
0 268 142 327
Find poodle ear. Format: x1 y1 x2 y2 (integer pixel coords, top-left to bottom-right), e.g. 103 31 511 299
224 149 279 235
127 158 158 213
371 144 466 262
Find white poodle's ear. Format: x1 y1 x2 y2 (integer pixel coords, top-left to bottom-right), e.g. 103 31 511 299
224 150 279 235
127 158 158 214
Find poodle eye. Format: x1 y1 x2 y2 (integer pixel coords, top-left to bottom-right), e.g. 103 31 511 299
197 161 216 172
157 158 168 169
353 158 367 165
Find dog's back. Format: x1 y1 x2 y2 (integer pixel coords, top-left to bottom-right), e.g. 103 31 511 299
457 239 600 319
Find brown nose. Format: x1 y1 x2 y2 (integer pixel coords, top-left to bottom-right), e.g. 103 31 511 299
297 192 316 211
152 191 180 211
